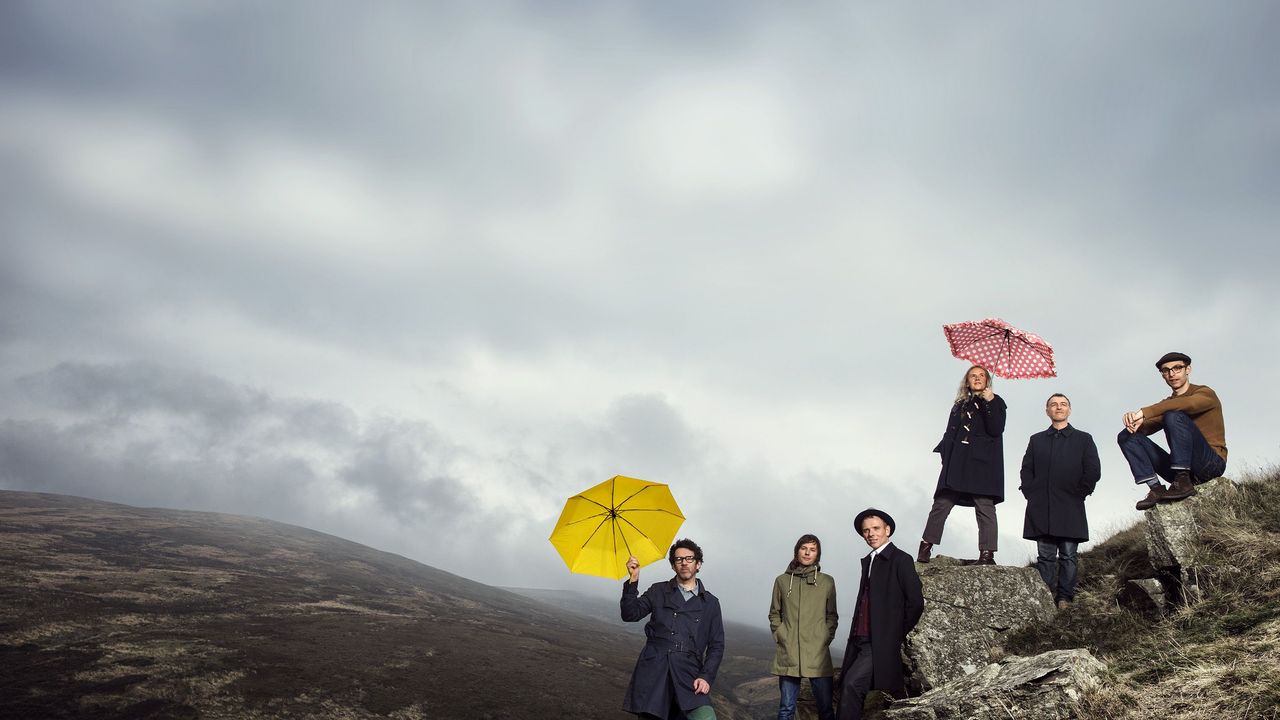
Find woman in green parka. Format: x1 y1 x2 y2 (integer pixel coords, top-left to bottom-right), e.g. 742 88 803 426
768 534 839 720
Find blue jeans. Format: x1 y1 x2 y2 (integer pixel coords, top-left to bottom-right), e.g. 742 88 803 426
778 675 834 720
1117 410 1226 485
1035 538 1079 602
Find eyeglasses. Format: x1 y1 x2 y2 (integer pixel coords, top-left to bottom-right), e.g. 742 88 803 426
672 556 698 565
1159 364 1188 376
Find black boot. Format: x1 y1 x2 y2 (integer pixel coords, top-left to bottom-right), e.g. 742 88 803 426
917 541 933 564
977 550 995 565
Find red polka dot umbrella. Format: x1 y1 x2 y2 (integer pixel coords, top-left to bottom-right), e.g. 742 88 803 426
943 318 1056 379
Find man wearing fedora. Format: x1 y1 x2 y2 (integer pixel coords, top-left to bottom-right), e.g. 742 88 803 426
837 509 924 720
1118 351 1228 511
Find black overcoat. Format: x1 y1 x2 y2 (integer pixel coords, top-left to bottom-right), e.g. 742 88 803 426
621 577 725 719
933 394 1007 504
1019 424 1101 542
840 542 924 693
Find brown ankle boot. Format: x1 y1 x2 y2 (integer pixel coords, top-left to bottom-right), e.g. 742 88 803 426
1162 471 1198 501
917 541 933 564
977 550 995 565
1135 486 1166 510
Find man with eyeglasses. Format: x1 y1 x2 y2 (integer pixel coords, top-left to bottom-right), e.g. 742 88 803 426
621 539 725 720
1119 351 1228 511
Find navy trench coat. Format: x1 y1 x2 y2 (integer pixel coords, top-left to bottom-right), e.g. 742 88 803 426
621 577 725 719
933 394 1007 504
1019 424 1101 542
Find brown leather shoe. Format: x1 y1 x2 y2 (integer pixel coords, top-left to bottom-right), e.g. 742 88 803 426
1135 487 1165 510
917 541 933 563
977 550 995 565
1162 471 1198 502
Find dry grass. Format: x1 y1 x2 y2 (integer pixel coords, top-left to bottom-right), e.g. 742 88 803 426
1009 467 1280 719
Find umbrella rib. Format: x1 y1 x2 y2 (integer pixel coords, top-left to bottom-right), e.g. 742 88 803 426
614 484 658 511
576 514 614 550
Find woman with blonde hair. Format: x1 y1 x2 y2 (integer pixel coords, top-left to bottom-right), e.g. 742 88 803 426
917 365 1007 565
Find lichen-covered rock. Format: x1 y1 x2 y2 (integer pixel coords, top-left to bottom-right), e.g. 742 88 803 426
904 556 1056 693
884 648 1105 720
1144 476 1235 570
1116 578 1165 617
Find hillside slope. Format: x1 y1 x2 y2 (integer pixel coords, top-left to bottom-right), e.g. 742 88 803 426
0 490 754 719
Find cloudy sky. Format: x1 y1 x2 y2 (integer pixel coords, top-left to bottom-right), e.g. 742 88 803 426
2 2 1278 626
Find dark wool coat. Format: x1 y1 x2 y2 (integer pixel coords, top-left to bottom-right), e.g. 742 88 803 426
621 577 725 719
933 394 1007 505
1019 424 1102 542
839 542 924 693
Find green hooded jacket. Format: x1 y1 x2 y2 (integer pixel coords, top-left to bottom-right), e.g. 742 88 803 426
768 563 839 677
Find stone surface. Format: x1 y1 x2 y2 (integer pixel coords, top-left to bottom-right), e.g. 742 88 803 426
884 648 1106 720
905 556 1057 693
1143 476 1235 605
1144 476 1235 570
1116 577 1165 617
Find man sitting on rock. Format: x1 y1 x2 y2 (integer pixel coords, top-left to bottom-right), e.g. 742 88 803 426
1119 351 1227 511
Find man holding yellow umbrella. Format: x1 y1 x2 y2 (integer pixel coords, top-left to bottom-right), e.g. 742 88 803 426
549 476 721 718
621 539 725 720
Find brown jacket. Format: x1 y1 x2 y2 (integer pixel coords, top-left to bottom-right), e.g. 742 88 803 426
1140 383 1227 460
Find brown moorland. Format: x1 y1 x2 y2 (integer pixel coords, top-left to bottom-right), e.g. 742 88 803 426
0 490 769 719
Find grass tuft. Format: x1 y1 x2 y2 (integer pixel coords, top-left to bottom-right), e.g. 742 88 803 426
1007 466 1280 720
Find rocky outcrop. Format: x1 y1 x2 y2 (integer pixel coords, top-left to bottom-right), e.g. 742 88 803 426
884 648 1105 720
905 556 1057 693
1142 476 1235 606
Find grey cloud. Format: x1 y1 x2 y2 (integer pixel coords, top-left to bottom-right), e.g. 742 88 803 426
2 362 478 533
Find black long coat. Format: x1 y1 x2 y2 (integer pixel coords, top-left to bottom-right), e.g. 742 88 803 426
933 394 1008 504
839 542 924 693
621 577 725 719
1019 424 1101 542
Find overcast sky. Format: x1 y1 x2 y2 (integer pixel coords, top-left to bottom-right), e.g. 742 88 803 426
3 2 1278 626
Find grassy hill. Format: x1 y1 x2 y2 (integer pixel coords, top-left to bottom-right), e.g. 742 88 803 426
0 491 768 719
1005 467 1280 719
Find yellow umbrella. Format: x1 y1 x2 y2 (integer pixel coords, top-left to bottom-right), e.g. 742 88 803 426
549 475 685 580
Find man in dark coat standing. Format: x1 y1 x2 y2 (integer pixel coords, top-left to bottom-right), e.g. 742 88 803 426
837 509 924 720
1019 393 1101 610
622 539 725 720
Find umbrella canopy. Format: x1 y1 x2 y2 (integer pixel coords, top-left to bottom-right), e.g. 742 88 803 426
549 475 685 580
943 317 1056 379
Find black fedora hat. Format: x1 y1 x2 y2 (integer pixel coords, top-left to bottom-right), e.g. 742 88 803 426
854 508 895 536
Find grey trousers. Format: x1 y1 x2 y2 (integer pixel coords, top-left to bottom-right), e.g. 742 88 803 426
922 493 997 552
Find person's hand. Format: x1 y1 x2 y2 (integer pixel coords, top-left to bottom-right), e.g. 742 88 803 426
693 678 711 695
1123 409 1144 433
980 387 994 402
626 555 640 583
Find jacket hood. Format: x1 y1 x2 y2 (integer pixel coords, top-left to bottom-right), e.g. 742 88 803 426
783 562 821 581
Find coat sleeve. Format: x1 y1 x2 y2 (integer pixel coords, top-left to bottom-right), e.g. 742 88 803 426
700 600 726 685
1080 433 1101 496
984 396 1008 436
825 579 839 646
621 580 654 622
933 405 956 455
1019 436 1035 491
768 576 783 635
899 553 925 635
